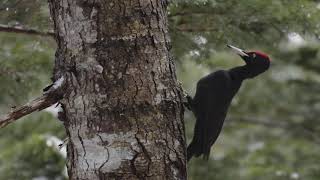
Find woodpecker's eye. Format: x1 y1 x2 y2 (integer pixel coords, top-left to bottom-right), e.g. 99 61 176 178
252 53 256 58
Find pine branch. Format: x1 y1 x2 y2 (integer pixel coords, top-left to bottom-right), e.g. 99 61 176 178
0 77 65 128
0 24 54 37
229 116 288 129
0 95 59 128
168 11 219 18
228 116 320 145
175 26 218 32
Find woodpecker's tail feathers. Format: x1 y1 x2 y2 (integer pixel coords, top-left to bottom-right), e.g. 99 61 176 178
187 141 201 161
187 141 212 161
187 120 212 161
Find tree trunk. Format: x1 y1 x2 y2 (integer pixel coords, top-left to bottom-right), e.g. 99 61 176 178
48 0 186 179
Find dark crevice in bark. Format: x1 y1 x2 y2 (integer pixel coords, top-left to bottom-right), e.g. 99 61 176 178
77 129 89 171
130 151 144 180
97 134 110 172
135 134 152 161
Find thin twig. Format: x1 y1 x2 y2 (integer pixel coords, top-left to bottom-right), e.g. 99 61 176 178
0 94 60 128
0 77 65 128
228 116 320 145
0 24 54 37
169 12 214 18
229 116 288 129
175 26 218 32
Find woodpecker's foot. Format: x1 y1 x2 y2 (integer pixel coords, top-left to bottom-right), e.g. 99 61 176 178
183 95 193 111
180 86 193 111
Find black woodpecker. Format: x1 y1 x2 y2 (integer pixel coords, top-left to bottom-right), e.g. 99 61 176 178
187 45 271 161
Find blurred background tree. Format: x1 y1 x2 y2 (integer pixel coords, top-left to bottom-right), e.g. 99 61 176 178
0 0 320 179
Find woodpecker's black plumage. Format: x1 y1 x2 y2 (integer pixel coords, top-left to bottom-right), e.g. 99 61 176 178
187 45 271 161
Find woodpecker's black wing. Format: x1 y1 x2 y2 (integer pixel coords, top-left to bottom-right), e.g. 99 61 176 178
187 70 237 161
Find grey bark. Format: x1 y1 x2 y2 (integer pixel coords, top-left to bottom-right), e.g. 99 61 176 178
48 0 186 179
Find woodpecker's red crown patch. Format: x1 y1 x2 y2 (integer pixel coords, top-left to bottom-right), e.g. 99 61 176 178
253 51 270 61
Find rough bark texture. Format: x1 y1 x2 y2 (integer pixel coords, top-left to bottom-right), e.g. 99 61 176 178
48 0 186 179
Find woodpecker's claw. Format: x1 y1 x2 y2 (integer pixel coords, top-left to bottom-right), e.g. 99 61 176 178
183 95 194 111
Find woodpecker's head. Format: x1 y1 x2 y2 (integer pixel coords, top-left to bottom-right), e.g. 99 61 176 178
227 45 270 78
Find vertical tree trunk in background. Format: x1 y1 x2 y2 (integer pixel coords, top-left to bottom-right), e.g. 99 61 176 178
48 0 186 179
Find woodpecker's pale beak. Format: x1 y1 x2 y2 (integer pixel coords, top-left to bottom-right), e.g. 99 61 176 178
227 45 249 57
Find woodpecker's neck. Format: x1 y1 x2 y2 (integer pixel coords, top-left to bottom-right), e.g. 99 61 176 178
228 65 252 80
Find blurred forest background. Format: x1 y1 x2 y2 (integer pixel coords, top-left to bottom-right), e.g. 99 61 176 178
0 0 320 179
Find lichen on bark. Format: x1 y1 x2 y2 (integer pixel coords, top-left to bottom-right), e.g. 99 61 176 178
48 0 186 179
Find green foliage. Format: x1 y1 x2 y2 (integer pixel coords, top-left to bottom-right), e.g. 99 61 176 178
169 0 320 59
0 134 65 180
0 113 66 180
0 32 55 111
0 1 64 179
